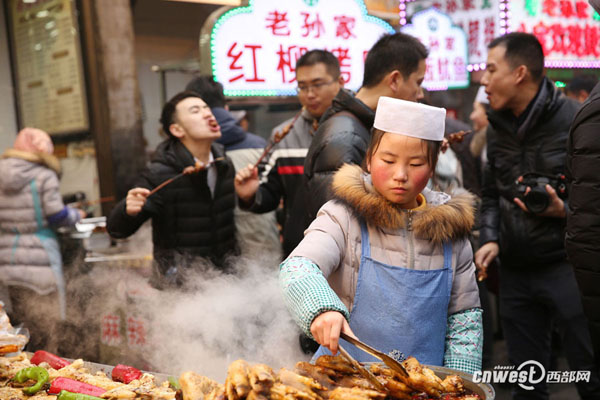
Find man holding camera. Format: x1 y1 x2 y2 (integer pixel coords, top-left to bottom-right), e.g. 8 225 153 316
475 33 600 399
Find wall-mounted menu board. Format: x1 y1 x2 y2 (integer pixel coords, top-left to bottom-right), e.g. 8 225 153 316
6 0 89 136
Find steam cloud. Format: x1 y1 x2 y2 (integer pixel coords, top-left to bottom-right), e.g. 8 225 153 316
65 251 308 382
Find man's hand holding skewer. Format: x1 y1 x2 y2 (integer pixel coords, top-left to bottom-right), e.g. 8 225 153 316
126 187 150 217
234 164 260 204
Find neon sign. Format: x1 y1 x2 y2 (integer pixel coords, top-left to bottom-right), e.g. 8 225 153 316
208 0 394 97
401 7 470 90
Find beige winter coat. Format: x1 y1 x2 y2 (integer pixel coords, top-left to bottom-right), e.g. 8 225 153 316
290 164 480 315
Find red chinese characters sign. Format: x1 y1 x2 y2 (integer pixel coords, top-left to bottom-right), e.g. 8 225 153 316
207 0 394 96
401 8 469 90
510 0 600 66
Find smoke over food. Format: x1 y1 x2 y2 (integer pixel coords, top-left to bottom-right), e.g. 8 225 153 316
60 250 308 382
145 257 309 380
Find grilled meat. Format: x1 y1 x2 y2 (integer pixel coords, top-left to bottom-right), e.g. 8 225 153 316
225 360 251 400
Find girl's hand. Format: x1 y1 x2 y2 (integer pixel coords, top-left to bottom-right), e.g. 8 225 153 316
234 164 260 203
125 188 150 216
310 311 355 355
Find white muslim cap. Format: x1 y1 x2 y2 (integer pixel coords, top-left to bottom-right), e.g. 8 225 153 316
373 96 446 141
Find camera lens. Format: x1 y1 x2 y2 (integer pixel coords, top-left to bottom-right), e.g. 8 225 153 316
524 187 550 213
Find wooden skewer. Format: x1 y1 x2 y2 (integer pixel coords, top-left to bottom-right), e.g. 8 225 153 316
70 196 115 208
251 108 304 170
148 157 225 197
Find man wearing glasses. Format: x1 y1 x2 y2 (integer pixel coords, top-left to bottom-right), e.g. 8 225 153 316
236 50 343 258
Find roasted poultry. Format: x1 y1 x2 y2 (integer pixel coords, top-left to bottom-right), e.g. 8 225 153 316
190 356 482 400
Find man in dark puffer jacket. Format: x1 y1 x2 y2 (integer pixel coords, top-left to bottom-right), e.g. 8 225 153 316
302 32 428 223
475 33 600 399
566 82 600 368
107 91 237 287
566 0 600 370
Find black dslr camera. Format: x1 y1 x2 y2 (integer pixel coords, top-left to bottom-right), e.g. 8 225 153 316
514 172 567 213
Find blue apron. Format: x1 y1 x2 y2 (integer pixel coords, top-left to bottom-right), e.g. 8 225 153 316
313 220 452 366
30 180 67 320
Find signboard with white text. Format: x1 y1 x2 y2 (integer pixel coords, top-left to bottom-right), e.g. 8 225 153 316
407 0 500 67
208 0 394 96
401 7 469 90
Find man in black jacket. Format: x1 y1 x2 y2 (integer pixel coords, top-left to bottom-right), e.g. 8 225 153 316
107 91 237 287
302 32 428 222
566 62 600 371
474 33 600 399
185 76 280 255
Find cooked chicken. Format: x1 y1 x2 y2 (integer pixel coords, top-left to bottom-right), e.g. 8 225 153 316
381 379 412 400
335 375 378 391
225 359 251 400
269 382 321 400
278 368 325 393
399 357 445 398
314 356 356 375
248 364 275 395
326 387 385 400
179 371 220 400
205 385 226 400
246 390 269 400
441 374 465 394
295 362 338 390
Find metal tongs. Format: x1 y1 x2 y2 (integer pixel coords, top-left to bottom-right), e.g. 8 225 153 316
340 332 409 378
337 344 387 392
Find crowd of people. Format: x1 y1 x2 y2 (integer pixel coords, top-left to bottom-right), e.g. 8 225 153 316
1 23 599 400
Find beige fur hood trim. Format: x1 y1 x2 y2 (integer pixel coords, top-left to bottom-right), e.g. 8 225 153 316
2 148 61 176
331 164 475 242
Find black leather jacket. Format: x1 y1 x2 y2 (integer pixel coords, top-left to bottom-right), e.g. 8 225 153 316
303 89 375 223
479 77 579 268
107 139 237 273
565 81 600 364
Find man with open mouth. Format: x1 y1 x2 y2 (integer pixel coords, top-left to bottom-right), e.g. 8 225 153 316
107 91 238 288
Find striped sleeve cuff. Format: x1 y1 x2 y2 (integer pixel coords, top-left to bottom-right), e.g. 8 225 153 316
444 307 483 374
279 256 349 338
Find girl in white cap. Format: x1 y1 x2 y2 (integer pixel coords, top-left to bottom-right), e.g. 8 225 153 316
280 97 482 373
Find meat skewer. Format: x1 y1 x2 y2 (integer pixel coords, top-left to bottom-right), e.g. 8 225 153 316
447 130 472 144
251 107 304 170
148 157 225 197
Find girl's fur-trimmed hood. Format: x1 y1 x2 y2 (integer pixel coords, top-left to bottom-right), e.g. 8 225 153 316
331 164 475 243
